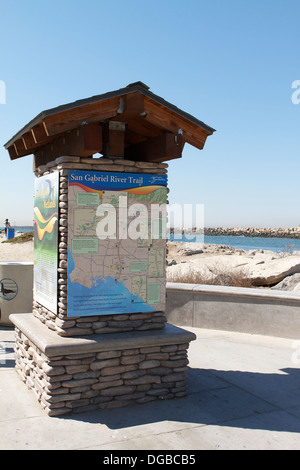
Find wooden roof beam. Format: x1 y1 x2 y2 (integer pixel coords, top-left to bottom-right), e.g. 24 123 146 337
31 122 49 145
7 144 18 160
43 97 120 137
124 116 165 147
22 131 36 150
14 138 27 155
125 132 183 163
111 92 146 127
33 123 103 168
143 99 209 151
125 91 145 114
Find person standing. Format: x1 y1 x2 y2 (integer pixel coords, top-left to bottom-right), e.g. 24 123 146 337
4 219 11 235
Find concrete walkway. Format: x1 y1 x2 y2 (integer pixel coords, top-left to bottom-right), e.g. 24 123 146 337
0 325 299 450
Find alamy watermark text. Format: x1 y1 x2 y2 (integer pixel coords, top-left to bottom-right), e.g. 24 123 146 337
0 80 6 104
291 80 300 104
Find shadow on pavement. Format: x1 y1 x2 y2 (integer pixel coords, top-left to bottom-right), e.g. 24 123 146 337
62 366 300 434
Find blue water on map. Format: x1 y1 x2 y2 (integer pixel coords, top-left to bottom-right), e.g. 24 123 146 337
67 249 155 317
169 233 300 253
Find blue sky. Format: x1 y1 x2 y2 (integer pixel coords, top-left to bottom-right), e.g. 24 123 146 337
0 0 300 227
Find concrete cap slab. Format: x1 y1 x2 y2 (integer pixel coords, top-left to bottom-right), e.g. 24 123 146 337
166 281 300 302
9 313 196 357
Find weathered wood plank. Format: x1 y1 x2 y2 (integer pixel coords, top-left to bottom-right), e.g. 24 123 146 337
143 98 207 150
44 97 120 136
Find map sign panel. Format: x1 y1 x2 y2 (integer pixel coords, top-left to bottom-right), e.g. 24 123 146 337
33 172 59 313
67 170 167 317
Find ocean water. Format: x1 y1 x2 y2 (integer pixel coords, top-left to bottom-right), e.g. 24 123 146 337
0 226 33 234
1 226 299 254
169 233 300 253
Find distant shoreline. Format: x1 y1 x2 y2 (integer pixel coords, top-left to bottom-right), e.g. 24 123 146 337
170 227 300 239
1 226 300 240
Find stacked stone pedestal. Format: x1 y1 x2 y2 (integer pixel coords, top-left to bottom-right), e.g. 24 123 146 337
11 314 195 416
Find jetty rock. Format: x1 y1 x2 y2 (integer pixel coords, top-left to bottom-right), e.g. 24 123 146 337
271 273 300 292
249 256 300 286
166 241 300 288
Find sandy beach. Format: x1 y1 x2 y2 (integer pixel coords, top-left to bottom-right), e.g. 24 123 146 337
0 233 34 262
1 233 300 292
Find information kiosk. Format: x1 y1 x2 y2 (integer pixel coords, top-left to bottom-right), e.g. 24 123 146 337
5 82 215 415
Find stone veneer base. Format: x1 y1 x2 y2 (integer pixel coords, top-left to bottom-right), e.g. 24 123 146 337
10 313 196 416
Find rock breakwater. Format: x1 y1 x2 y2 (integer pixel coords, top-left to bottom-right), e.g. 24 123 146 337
204 227 300 238
166 241 300 290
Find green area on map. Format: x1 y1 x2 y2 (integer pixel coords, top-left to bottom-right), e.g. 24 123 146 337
130 261 148 273
76 192 100 206
147 283 161 304
72 238 99 254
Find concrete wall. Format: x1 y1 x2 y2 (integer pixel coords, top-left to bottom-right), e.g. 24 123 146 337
0 262 33 326
166 282 300 339
2 264 299 339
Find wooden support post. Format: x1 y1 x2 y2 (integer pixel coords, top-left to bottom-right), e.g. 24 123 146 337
102 121 126 158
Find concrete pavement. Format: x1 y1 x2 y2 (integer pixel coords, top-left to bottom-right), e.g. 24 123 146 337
0 325 299 450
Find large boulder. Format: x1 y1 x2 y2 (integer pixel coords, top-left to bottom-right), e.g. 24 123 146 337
249 257 300 286
271 273 300 292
